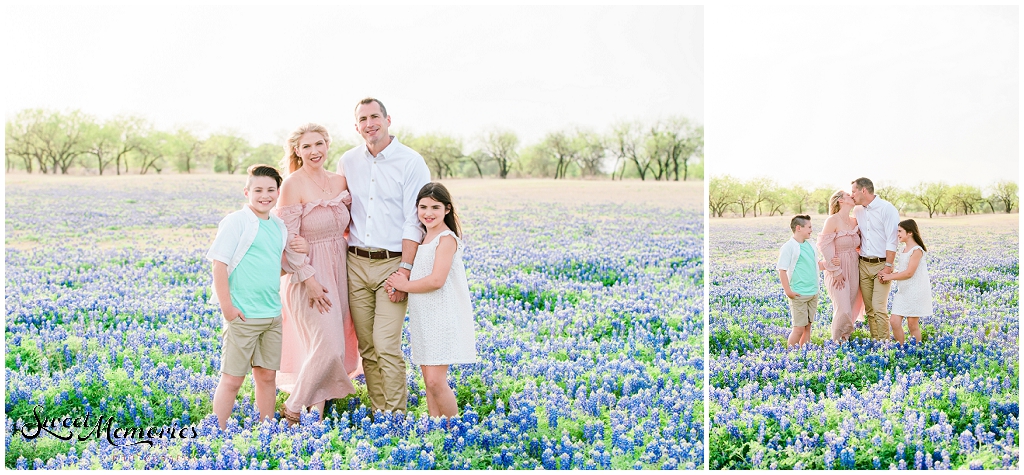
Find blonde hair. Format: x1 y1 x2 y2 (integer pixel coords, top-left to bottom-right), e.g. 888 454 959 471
282 123 331 174
829 190 845 215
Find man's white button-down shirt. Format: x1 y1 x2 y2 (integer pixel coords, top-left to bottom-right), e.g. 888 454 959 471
853 196 900 259
338 136 431 253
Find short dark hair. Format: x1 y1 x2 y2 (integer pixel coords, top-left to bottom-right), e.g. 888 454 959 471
247 164 282 188
852 177 874 194
355 97 387 117
790 214 811 232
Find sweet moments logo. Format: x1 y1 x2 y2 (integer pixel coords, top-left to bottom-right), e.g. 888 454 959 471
14 405 198 447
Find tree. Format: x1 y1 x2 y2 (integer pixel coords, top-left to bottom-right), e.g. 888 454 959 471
609 120 649 180
204 133 251 174
709 175 739 217
573 129 606 177
647 117 701 181
408 133 463 180
479 128 519 179
784 184 812 214
749 177 777 217
538 130 578 179
463 150 489 178
875 183 910 215
243 143 283 171
517 143 555 177
733 181 757 218
5 109 47 173
132 130 169 174
109 115 147 175
991 181 1018 213
31 109 90 174
947 184 982 216
81 120 120 175
810 187 835 215
681 123 704 181
911 182 949 218
167 128 205 173
763 188 787 216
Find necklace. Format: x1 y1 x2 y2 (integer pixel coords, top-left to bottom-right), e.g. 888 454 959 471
304 167 331 194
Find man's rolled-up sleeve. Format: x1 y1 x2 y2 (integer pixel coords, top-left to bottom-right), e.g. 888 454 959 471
402 159 432 243
884 206 900 253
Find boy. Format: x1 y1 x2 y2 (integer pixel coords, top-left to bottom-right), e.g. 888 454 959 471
776 215 824 348
207 164 301 429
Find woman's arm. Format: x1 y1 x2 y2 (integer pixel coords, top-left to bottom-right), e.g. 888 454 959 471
388 236 457 294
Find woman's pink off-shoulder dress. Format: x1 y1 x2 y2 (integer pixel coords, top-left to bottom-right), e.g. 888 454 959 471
275 191 360 413
817 226 865 341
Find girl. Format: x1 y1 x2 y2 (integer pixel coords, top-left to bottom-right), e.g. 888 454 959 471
386 182 477 420
881 219 933 344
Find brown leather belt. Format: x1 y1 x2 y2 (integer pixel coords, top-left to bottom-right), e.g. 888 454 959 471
859 256 885 263
348 246 401 260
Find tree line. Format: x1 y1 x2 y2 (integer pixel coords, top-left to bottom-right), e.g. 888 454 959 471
5 109 703 180
709 175 1018 218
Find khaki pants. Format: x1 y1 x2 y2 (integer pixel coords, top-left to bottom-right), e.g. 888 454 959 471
859 259 892 340
348 254 408 413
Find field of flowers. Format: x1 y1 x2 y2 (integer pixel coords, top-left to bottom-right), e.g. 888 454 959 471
709 216 1019 470
4 175 703 470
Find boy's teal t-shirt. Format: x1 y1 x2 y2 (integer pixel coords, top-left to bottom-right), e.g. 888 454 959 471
790 240 819 295
228 217 284 319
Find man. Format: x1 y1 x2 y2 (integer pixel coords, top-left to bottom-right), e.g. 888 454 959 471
851 177 900 340
338 98 431 413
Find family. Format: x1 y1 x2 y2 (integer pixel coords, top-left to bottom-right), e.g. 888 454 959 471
777 177 934 347
206 98 478 429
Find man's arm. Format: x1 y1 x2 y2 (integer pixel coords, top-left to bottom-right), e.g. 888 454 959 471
390 157 432 302
880 206 900 275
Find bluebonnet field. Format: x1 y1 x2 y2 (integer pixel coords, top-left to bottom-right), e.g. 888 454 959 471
709 216 1019 469
4 176 703 469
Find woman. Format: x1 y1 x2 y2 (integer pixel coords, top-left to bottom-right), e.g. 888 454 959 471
275 123 360 423
816 190 865 342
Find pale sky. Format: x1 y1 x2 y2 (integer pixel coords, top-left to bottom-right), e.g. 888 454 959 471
706 6 1018 189
4 5 703 149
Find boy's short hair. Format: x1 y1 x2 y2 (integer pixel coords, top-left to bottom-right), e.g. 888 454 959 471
851 177 874 194
790 214 811 232
247 164 282 188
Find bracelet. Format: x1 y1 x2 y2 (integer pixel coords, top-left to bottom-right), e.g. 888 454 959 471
399 262 413 271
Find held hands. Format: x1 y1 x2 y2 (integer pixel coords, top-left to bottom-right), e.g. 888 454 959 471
831 257 841 266
878 265 894 283
221 304 246 323
304 278 332 314
385 269 411 303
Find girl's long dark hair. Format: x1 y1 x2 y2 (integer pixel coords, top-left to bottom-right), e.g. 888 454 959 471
416 182 462 238
899 219 927 252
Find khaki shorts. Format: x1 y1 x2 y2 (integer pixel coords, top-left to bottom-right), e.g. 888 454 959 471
788 293 818 327
220 316 282 377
